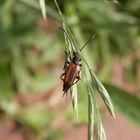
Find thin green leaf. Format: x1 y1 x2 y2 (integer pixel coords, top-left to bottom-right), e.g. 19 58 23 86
91 88 107 140
97 122 107 140
104 83 140 127
71 84 78 118
0 66 12 101
39 0 47 20
53 0 65 22
20 0 59 19
87 85 94 140
89 70 115 118
62 27 74 59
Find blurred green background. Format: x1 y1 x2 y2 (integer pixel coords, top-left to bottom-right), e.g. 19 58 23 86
0 0 140 140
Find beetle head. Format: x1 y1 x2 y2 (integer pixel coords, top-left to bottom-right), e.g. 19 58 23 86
73 51 81 64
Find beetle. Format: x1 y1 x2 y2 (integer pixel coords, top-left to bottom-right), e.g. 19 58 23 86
60 27 95 96
60 51 82 95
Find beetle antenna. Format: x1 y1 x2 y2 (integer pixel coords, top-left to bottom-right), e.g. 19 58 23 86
80 33 96 51
59 27 69 39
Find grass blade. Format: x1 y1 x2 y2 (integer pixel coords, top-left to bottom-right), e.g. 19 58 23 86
89 70 115 118
104 83 140 127
53 0 64 22
71 84 78 118
87 85 94 140
90 84 107 140
97 122 107 140
39 0 47 20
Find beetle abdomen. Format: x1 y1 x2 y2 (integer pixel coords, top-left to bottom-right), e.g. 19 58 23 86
63 81 71 92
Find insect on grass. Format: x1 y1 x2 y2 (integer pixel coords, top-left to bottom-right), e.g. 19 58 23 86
60 27 95 96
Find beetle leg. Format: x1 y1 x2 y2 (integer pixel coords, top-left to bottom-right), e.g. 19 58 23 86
79 64 82 75
72 64 82 84
66 61 70 64
60 73 65 80
64 51 68 55
65 61 70 65
64 51 71 60
62 91 67 97
63 61 70 70
72 76 80 85
76 75 81 80
63 51 71 70
64 51 72 61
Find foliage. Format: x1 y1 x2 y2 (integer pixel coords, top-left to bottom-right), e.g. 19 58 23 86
0 0 140 140
105 83 140 127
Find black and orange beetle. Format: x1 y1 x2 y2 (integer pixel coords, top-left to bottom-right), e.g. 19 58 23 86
60 27 95 95
60 51 82 95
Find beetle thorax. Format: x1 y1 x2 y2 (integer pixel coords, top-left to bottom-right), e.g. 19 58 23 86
73 52 80 64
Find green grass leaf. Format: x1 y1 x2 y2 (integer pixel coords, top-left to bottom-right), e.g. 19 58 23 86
87 86 94 140
97 122 107 140
39 0 47 20
104 83 140 128
71 84 78 118
90 70 115 118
